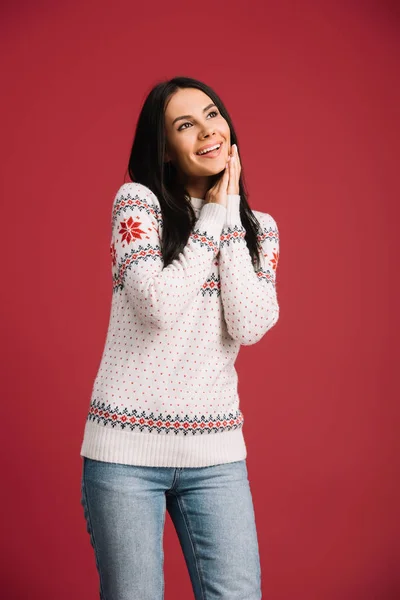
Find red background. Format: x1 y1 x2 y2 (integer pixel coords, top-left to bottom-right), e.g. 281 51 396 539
1 1 399 598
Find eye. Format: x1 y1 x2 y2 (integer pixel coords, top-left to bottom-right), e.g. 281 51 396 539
178 110 219 131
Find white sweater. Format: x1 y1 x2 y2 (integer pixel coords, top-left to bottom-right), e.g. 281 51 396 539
80 181 280 467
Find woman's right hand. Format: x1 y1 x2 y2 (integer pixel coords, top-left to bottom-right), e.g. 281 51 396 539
204 160 230 209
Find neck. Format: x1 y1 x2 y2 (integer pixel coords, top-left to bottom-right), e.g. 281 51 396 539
180 172 220 200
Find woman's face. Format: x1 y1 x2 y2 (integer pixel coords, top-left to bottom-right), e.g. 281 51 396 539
164 87 231 184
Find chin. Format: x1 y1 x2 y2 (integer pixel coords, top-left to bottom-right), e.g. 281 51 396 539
202 161 225 175
187 155 225 177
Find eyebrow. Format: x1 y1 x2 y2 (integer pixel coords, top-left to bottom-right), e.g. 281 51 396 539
172 103 217 126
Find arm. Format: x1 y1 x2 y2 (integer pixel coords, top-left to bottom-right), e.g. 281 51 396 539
218 194 280 345
110 182 226 330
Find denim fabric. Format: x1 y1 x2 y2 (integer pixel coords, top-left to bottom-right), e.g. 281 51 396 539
80 456 262 599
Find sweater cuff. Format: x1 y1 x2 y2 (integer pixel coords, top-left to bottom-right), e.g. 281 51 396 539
196 201 227 233
224 194 242 228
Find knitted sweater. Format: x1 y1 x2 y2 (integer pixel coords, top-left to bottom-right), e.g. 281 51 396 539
80 181 280 467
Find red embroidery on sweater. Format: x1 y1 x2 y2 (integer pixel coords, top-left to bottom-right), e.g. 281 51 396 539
119 216 148 244
87 400 244 434
110 242 117 266
267 249 279 270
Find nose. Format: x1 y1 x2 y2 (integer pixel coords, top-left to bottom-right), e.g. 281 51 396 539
201 128 216 139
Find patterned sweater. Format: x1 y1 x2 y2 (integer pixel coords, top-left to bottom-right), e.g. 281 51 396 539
80 181 280 467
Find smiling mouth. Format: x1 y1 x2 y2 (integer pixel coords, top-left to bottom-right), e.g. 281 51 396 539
196 142 223 158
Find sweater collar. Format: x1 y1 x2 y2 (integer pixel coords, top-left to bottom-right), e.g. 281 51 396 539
189 196 205 211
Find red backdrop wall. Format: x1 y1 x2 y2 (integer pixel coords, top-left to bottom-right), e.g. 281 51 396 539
1 0 399 598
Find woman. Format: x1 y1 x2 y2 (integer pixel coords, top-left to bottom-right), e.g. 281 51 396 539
80 75 280 600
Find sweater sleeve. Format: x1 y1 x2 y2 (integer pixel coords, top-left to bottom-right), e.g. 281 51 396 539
218 194 280 345
110 182 227 330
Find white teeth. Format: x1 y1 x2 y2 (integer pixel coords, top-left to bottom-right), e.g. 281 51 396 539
197 144 221 155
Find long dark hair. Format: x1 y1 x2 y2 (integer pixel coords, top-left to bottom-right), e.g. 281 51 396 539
125 76 263 270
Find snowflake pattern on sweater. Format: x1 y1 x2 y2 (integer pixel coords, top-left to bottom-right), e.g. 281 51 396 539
80 182 279 467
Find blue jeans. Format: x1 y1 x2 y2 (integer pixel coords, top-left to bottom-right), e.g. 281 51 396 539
80 456 262 599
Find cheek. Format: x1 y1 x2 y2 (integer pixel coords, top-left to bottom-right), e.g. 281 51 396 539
179 140 197 163
172 134 190 153
222 120 231 138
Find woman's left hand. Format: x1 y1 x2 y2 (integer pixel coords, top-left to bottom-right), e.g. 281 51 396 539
227 143 241 195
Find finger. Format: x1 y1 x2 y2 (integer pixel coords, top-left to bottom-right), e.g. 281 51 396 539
234 145 240 167
212 161 229 194
229 149 239 194
227 159 235 194
229 154 235 183
216 161 229 185
224 159 231 190
235 144 240 162
223 160 230 178
231 150 238 184
234 145 241 176
233 144 241 172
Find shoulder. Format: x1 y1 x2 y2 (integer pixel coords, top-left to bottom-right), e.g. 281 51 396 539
253 209 279 233
114 181 160 207
111 182 162 225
